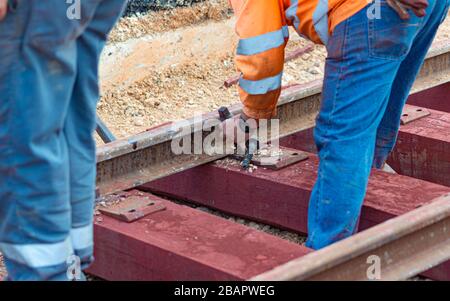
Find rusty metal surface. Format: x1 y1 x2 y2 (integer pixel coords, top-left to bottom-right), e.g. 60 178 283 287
96 40 450 196
419 40 450 79
234 148 309 170
251 194 450 281
400 106 431 125
99 194 166 222
95 80 321 196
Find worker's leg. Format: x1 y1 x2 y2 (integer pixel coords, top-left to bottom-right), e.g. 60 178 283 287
64 0 126 270
0 0 111 280
373 1 450 168
0 2 79 280
305 3 431 249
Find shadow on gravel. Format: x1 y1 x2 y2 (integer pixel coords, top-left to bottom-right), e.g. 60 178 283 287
125 0 205 16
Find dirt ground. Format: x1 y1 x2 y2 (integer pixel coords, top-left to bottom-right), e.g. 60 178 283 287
97 0 322 140
97 2 450 141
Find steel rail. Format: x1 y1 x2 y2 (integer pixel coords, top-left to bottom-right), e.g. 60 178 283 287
250 193 450 281
96 40 450 196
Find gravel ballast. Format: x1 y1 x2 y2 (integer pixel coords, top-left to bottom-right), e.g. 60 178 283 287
125 0 205 16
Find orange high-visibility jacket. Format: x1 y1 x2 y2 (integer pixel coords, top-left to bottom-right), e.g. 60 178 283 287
229 0 369 119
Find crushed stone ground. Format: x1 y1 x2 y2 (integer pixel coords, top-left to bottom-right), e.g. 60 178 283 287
110 0 232 43
98 0 329 140
124 0 207 17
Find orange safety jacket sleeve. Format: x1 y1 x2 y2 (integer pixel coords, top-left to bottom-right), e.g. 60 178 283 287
230 0 288 120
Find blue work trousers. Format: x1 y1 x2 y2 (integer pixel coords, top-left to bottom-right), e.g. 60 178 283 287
0 0 126 280
306 0 449 249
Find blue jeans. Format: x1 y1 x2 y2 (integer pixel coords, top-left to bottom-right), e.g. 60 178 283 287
0 0 126 280
306 0 449 250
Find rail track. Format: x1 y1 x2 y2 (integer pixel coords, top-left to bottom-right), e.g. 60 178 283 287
88 39 450 281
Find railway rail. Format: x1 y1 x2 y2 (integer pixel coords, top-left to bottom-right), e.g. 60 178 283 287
96 40 449 196
88 39 450 281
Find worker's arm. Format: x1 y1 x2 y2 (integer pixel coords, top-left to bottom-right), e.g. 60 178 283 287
0 0 7 20
230 0 288 120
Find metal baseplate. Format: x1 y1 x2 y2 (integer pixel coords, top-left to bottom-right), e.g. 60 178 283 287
99 194 166 223
234 146 309 170
401 106 431 125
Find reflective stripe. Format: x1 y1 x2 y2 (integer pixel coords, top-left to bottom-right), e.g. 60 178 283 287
286 0 301 31
237 28 285 56
282 25 289 39
239 72 283 95
0 237 73 268
313 0 329 45
71 224 93 251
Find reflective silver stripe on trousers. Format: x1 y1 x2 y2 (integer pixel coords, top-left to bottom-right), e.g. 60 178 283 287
71 224 93 251
313 0 329 45
0 237 73 268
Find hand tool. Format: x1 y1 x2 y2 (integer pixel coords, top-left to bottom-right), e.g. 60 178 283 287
217 106 259 170
241 138 258 170
218 106 233 122
96 115 116 143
